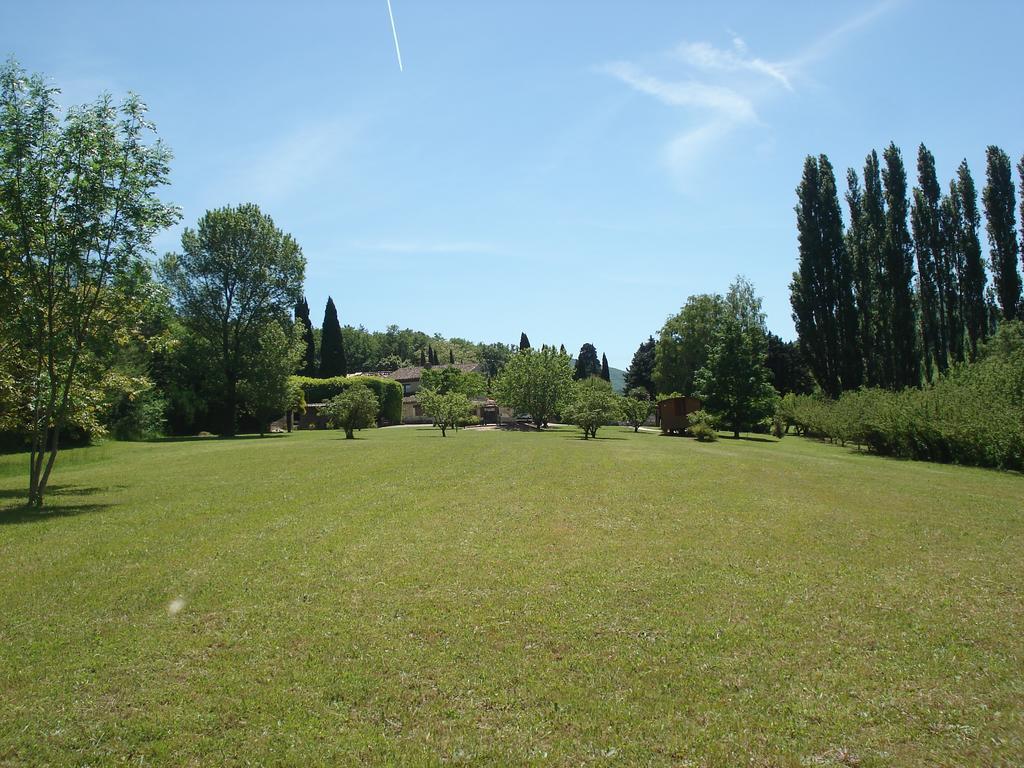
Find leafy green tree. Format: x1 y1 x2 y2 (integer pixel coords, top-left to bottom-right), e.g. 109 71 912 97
449 348 455 365
294 297 317 375
240 321 304 435
858 151 889 386
765 332 813 395
624 336 656 397
160 204 304 436
561 377 620 439
418 390 474 436
952 161 988 360
882 143 920 388
696 277 776 438
620 387 653 432
654 294 726 396
321 382 379 439
983 146 1021 320
910 144 946 380
791 154 860 397
319 296 347 377
477 342 512 380
0 61 179 505
600 353 611 382
420 365 486 397
573 343 601 380
493 348 573 428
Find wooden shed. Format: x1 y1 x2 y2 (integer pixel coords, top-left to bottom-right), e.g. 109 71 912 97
657 396 702 435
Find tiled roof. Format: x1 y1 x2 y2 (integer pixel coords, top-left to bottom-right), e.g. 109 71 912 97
386 363 481 381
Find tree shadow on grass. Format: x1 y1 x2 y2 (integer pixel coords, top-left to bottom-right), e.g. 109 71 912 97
725 435 778 444
149 434 287 443
0 484 112 525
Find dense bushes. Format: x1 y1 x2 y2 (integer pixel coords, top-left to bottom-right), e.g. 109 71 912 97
291 375 403 424
778 324 1024 469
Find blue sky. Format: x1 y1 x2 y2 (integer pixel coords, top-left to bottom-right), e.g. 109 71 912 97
4 1 1022 367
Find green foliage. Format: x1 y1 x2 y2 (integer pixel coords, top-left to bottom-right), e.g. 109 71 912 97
493 348 573 428
983 146 1022 321
160 203 305 436
784 327 1024 469
695 277 776 438
561 377 620 439
573 343 601 381
319 296 347 377
0 60 180 505
321 383 379 439
624 336 656 397
420 366 486 398
294 297 317 375
418 390 475 437
291 375 402 424
620 387 653 432
765 332 813 395
654 294 726 396
791 154 862 397
687 409 718 441
240 321 304 435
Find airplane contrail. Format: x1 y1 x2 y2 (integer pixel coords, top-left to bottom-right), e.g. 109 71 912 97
386 0 403 72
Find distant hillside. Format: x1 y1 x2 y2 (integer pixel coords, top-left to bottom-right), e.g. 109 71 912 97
609 366 626 393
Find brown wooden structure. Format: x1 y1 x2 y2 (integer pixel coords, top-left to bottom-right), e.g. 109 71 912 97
657 396 702 435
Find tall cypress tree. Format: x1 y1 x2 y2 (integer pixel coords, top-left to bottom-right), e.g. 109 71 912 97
845 169 875 386
624 336 656 397
573 343 600 380
519 332 531 351
821 156 862 390
600 353 611 382
294 296 317 376
790 155 859 396
881 143 920 388
952 161 988 360
861 151 889 386
938 192 964 365
910 144 946 380
319 296 347 377
983 146 1022 320
449 348 455 365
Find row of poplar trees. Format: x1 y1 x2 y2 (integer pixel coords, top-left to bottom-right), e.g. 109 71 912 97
791 142 1023 397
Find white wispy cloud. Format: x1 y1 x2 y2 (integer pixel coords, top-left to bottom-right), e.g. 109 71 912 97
212 117 358 206
602 61 756 123
675 37 792 91
602 2 897 183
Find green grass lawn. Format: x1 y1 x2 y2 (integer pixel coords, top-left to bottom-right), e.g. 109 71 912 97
0 426 1021 766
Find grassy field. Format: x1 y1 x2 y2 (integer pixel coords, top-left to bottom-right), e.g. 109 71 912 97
0 426 1021 766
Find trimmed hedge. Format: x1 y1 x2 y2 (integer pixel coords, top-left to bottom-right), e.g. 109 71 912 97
291 375 403 425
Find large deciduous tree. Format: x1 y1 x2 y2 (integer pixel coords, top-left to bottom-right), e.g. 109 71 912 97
910 144 947 380
653 294 725 396
983 145 1021 320
240 321 304 435
159 203 304 436
696 277 776 439
0 61 179 506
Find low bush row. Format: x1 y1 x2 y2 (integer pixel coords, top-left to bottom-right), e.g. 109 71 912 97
776 324 1024 469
